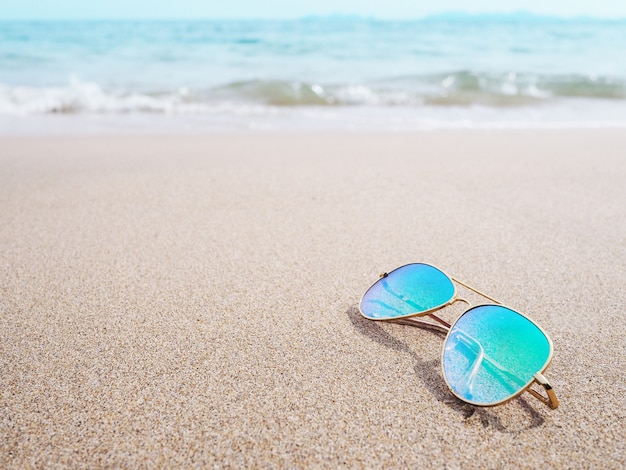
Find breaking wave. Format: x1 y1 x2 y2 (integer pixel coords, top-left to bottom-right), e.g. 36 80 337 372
1 72 625 116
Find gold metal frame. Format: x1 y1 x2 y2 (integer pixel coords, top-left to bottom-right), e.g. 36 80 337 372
358 263 559 410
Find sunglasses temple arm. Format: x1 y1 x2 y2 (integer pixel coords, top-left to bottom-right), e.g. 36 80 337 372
393 313 451 333
450 277 502 305
528 373 560 409
473 351 559 410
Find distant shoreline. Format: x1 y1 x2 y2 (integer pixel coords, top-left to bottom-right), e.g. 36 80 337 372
2 12 626 22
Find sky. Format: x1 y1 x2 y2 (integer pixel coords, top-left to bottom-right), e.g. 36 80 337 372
1 0 626 20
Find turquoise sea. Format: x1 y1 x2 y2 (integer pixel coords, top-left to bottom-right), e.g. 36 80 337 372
2 15 626 133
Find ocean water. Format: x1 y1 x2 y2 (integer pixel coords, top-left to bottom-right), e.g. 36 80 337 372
1 16 626 133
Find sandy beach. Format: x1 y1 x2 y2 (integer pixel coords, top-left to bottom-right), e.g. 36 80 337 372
1 130 624 468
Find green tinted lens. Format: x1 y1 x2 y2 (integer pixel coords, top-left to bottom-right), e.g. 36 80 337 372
442 305 552 405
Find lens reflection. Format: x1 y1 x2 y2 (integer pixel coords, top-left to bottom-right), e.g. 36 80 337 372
360 263 455 320
442 305 551 405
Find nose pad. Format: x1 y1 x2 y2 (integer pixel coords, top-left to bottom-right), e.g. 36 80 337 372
446 329 485 399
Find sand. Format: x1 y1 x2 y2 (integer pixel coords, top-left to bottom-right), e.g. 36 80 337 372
1 131 624 468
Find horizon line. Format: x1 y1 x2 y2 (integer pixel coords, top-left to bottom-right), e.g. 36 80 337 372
2 11 626 22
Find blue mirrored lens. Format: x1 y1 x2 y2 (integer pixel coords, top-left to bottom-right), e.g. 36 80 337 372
442 305 551 405
360 263 455 320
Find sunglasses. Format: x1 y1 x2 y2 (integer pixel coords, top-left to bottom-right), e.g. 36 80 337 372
359 263 559 409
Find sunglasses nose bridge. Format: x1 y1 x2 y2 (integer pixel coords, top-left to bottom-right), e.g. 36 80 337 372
451 276 502 305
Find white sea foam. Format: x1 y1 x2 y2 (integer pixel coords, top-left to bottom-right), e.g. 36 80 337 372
2 72 624 119
3 100 626 136
0 79 204 115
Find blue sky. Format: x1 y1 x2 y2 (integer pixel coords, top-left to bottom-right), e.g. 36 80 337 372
2 0 626 20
